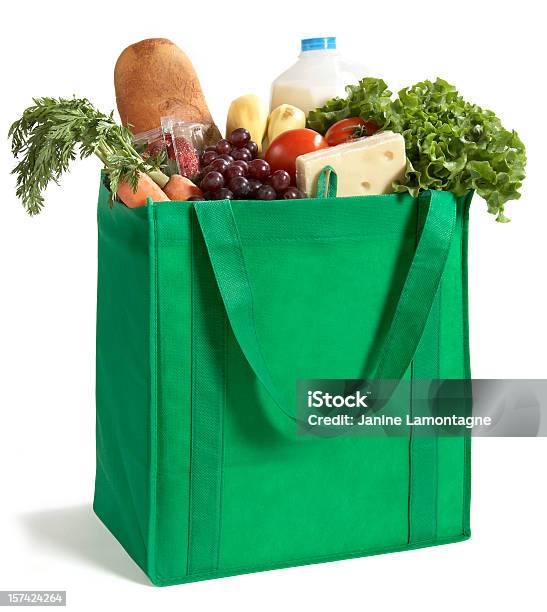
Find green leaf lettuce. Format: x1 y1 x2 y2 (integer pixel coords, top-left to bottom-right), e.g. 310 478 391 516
308 78 527 221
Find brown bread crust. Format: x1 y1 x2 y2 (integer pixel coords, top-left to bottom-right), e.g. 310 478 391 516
114 38 221 142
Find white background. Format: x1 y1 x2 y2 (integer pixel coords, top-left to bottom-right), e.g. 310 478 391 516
1 0 545 609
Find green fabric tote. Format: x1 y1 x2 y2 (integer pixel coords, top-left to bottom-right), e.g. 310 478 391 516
94 172 472 586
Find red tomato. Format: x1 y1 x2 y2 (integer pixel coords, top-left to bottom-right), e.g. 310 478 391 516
325 118 379 146
265 128 329 182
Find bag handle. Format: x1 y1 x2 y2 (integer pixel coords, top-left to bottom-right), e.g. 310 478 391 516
193 189 457 422
315 165 338 198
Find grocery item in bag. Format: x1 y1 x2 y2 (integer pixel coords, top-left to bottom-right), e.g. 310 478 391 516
226 95 268 153
267 104 306 146
161 118 205 178
296 131 406 197
114 38 221 143
163 174 203 201
265 128 328 183
133 119 206 178
270 37 363 114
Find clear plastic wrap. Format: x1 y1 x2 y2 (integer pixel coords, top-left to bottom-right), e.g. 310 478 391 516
132 119 211 178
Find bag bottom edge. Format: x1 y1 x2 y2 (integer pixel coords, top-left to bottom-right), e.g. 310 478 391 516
153 533 471 586
94 501 470 588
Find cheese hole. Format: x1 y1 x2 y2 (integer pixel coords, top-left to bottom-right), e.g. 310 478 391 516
384 150 394 161
362 181 371 190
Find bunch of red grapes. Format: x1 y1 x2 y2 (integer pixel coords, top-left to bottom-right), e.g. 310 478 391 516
189 128 304 201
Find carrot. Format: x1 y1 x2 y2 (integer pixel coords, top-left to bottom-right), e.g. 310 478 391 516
117 172 170 208
8 97 172 216
163 174 203 201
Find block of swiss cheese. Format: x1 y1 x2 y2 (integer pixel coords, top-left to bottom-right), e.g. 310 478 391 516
296 131 407 197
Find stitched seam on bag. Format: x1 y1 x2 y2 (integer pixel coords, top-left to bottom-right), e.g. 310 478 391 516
216 317 227 570
186 213 195 576
155 233 412 246
407 197 420 545
460 200 467 536
236 232 412 243
408 362 414 544
461 192 473 536
434 283 441 538
153 534 469 583
148 203 159 580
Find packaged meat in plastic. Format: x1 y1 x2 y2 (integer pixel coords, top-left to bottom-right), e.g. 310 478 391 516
161 117 208 178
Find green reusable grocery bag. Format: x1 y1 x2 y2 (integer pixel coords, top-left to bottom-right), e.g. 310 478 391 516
94 171 472 586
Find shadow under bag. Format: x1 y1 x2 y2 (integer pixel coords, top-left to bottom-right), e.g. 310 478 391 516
94 176 472 586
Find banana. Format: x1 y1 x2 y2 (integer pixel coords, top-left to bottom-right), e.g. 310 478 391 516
226 94 268 153
267 104 306 144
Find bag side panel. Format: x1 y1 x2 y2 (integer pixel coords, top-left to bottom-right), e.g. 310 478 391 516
94 184 151 574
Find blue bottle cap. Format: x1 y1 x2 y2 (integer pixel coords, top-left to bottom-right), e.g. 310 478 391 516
301 37 336 52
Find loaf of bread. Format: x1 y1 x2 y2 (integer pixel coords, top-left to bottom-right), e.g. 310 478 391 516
114 38 221 143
